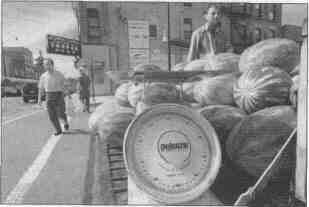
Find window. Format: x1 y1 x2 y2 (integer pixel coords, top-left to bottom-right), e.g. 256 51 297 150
272 5 277 21
231 3 247 14
253 28 262 43
183 18 193 42
149 24 157 39
254 4 262 18
183 3 192 7
87 8 101 42
231 23 248 45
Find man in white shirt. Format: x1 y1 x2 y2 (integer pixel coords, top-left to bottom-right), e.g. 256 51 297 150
187 4 233 62
38 58 69 135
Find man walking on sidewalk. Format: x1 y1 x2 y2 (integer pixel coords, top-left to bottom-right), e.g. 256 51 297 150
38 58 69 136
77 66 91 113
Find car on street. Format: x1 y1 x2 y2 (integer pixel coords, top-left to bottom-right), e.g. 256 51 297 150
22 82 45 103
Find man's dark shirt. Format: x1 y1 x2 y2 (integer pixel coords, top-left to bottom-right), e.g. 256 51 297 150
78 73 91 97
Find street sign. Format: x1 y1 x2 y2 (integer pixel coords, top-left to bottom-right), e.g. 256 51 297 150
46 34 81 56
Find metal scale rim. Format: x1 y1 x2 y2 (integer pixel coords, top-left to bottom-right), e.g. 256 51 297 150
123 103 222 204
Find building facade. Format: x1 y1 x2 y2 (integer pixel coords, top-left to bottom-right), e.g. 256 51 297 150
73 2 282 95
2 47 35 79
281 24 302 47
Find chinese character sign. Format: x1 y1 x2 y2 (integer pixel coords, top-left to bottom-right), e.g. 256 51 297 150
46 34 81 56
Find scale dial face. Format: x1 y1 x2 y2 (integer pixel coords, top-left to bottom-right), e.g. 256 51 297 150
124 104 221 203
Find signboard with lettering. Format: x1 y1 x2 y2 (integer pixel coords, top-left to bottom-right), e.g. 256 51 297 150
128 20 150 68
46 34 81 56
128 20 149 49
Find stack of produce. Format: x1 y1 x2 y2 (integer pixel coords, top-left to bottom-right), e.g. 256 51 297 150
88 38 300 205
115 82 133 107
180 38 299 205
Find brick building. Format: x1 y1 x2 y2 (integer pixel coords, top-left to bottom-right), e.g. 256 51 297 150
73 2 282 95
2 47 34 79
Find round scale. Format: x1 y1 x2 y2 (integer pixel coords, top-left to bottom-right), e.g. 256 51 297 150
124 104 221 204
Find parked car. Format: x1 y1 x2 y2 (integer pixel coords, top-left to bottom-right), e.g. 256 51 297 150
22 83 45 103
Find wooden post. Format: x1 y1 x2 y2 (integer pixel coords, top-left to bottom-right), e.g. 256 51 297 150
295 18 307 203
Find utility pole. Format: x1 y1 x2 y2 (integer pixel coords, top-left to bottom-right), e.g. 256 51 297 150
90 58 96 107
167 2 171 71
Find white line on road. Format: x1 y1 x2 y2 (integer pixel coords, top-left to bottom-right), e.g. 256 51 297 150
3 110 43 125
5 134 63 204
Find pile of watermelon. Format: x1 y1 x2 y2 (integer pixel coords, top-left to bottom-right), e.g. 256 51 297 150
88 38 300 205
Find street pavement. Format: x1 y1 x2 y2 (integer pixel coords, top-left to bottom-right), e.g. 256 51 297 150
1 96 102 204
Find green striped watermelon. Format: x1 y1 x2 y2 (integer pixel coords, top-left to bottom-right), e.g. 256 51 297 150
239 38 300 74
172 62 187 71
226 108 296 181
234 66 292 114
194 73 239 107
115 82 133 107
206 53 240 73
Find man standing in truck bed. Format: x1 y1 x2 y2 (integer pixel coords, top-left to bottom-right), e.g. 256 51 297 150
187 4 233 62
38 58 69 136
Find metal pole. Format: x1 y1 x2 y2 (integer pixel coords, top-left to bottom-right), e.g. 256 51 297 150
90 58 96 108
167 2 171 71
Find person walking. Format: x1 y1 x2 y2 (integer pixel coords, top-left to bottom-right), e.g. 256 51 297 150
77 67 91 113
187 4 233 62
38 58 69 136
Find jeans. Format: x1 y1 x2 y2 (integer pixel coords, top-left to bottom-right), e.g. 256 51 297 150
46 92 68 132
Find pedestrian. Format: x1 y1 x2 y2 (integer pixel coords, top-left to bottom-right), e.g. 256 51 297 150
77 66 91 113
38 58 69 136
187 4 233 62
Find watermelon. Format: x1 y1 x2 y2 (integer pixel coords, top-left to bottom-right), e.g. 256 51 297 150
172 62 187 71
184 58 211 71
180 82 198 103
290 64 299 76
88 98 134 131
194 73 239 107
142 83 180 105
199 105 247 144
128 83 145 107
234 66 292 114
136 101 151 115
115 82 133 107
226 113 296 182
239 38 300 73
97 112 135 147
252 105 297 128
205 53 240 73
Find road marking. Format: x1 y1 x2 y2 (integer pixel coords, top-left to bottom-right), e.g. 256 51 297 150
5 134 63 204
3 110 43 125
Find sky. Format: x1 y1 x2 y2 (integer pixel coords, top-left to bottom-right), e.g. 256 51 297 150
2 1 308 78
282 4 308 26
2 1 80 78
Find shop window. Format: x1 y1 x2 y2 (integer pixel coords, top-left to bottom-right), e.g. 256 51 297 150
183 3 192 7
183 18 193 42
87 8 101 42
270 29 276 38
231 23 248 45
149 24 157 39
272 4 277 21
253 4 262 18
231 3 247 14
253 28 262 43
